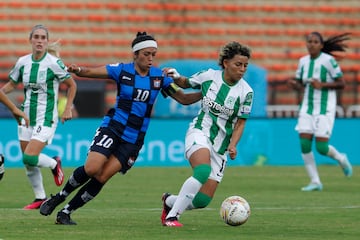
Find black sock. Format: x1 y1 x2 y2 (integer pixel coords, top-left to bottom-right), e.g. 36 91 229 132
63 178 104 213
62 166 90 197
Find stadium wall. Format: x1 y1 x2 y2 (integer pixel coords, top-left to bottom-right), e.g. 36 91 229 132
1 118 359 167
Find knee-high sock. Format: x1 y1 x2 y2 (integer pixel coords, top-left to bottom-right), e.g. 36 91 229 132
37 153 57 169
60 166 90 197
166 176 202 219
327 145 345 164
61 177 104 214
302 152 321 184
165 195 195 211
25 166 46 199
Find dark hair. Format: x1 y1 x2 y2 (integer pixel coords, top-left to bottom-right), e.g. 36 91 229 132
131 32 156 48
218 41 251 69
308 32 351 55
29 24 49 40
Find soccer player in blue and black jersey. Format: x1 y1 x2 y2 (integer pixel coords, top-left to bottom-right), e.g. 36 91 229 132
39 32 202 225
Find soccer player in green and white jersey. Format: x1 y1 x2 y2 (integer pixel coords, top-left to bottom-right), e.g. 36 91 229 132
1 25 77 209
161 41 254 227
288 32 352 192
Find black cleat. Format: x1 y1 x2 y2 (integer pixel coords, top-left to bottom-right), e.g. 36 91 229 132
0 154 4 180
40 193 65 216
56 211 77 225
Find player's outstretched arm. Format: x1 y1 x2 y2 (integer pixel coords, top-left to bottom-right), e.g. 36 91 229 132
68 64 109 79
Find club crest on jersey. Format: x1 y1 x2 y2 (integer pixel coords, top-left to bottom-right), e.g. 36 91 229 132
226 97 235 107
39 71 46 81
153 78 161 89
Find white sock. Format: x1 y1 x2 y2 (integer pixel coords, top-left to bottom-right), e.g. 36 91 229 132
302 152 321 184
327 145 344 164
167 176 202 219
25 166 46 199
165 195 177 208
37 153 57 169
166 195 195 211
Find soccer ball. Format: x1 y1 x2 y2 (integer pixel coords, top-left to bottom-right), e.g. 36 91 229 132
220 195 250 226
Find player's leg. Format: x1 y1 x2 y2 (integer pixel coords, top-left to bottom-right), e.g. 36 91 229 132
296 114 322 191
23 165 47 209
40 127 114 217
164 148 211 226
163 179 217 213
164 150 224 212
20 138 47 209
56 151 128 225
21 125 64 186
299 134 322 191
163 129 211 226
315 115 352 177
54 129 138 225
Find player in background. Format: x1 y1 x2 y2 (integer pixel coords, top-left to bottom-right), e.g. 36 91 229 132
1 24 77 208
161 41 254 227
0 90 29 181
47 39 79 119
39 31 202 225
288 32 352 191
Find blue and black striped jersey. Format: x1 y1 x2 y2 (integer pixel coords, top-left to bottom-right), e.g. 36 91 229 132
100 62 173 145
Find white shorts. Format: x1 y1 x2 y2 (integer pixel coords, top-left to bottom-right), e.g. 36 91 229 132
18 124 57 144
295 113 334 138
185 128 227 183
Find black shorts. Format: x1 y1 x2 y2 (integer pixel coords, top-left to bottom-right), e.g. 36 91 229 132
89 127 141 174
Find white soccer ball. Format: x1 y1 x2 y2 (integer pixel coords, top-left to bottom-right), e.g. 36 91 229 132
220 195 251 226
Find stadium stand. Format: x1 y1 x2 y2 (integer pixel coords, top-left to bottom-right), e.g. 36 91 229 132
0 0 359 116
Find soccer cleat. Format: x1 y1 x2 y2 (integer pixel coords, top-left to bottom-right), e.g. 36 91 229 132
0 154 4 180
56 211 77 225
340 154 352 177
40 193 65 216
23 198 46 210
161 192 172 225
163 217 183 227
301 183 323 192
52 156 64 186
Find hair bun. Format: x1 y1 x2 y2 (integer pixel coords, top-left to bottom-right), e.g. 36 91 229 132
137 31 147 37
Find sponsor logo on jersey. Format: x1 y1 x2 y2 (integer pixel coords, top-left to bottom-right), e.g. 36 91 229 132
202 96 234 116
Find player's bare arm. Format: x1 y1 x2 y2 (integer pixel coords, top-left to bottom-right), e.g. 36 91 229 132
68 64 109 79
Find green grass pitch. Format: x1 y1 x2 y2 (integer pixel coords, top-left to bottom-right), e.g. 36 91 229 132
0 166 359 240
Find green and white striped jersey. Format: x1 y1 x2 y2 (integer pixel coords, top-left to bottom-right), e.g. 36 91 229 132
295 52 343 116
187 68 253 154
9 52 71 127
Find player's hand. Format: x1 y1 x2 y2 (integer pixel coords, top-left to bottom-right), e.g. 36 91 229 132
67 64 81 74
60 108 73 124
162 67 180 80
12 108 29 127
228 146 237 160
310 79 322 89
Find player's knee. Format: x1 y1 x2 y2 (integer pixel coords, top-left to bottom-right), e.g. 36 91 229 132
316 141 329 156
193 164 211 184
192 192 212 208
300 138 312 153
23 154 39 166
